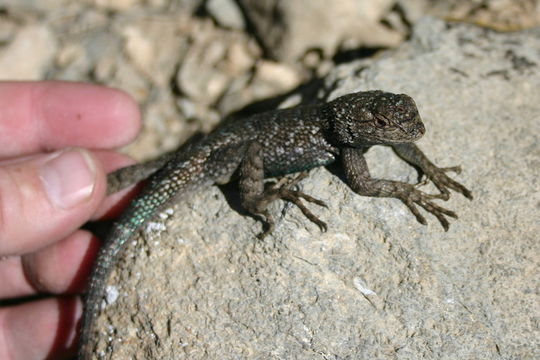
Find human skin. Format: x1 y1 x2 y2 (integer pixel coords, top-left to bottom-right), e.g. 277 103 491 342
0 81 141 360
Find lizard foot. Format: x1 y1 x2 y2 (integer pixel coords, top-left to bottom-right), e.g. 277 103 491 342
398 184 458 231
257 172 328 239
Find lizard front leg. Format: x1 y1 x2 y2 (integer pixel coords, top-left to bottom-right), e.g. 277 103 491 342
239 142 327 238
392 143 473 200
342 147 459 230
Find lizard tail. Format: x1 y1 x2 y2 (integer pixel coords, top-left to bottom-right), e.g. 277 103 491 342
78 155 211 359
78 223 133 359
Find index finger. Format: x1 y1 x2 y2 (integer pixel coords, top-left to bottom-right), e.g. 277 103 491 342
0 81 141 157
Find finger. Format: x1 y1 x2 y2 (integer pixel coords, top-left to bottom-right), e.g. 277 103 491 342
0 149 142 219
0 296 81 360
0 81 141 157
0 230 100 299
29 231 96 295
0 148 107 256
0 150 136 298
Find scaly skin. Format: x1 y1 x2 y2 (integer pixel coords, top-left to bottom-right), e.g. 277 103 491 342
78 91 472 358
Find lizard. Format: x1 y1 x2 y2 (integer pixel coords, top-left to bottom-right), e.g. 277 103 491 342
78 90 472 359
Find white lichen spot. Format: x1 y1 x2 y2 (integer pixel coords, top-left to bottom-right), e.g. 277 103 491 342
146 221 167 233
353 277 377 296
158 213 168 220
158 207 174 219
105 285 119 305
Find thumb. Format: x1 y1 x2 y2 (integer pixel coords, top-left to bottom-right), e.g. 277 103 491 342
0 148 107 256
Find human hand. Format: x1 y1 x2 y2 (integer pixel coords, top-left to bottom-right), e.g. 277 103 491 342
0 81 141 359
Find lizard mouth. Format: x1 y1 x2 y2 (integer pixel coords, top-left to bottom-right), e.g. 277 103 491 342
410 121 425 139
364 117 425 144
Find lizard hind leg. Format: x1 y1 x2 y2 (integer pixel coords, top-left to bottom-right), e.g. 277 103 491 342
239 142 328 239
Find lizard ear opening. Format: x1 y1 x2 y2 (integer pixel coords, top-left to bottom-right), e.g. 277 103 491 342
374 115 389 128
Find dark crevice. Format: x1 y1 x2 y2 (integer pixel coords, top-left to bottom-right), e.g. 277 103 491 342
333 47 385 65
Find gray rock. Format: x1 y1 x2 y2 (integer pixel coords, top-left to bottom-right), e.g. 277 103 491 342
206 0 246 30
237 0 403 62
175 19 256 108
423 0 540 30
0 24 57 80
120 17 188 87
396 0 540 30
91 18 540 359
176 36 230 104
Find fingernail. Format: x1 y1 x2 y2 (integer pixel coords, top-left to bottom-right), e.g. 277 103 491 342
40 149 96 209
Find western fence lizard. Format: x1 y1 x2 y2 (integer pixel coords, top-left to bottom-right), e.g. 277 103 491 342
78 90 472 358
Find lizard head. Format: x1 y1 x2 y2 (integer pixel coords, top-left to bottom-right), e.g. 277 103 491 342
323 91 425 146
